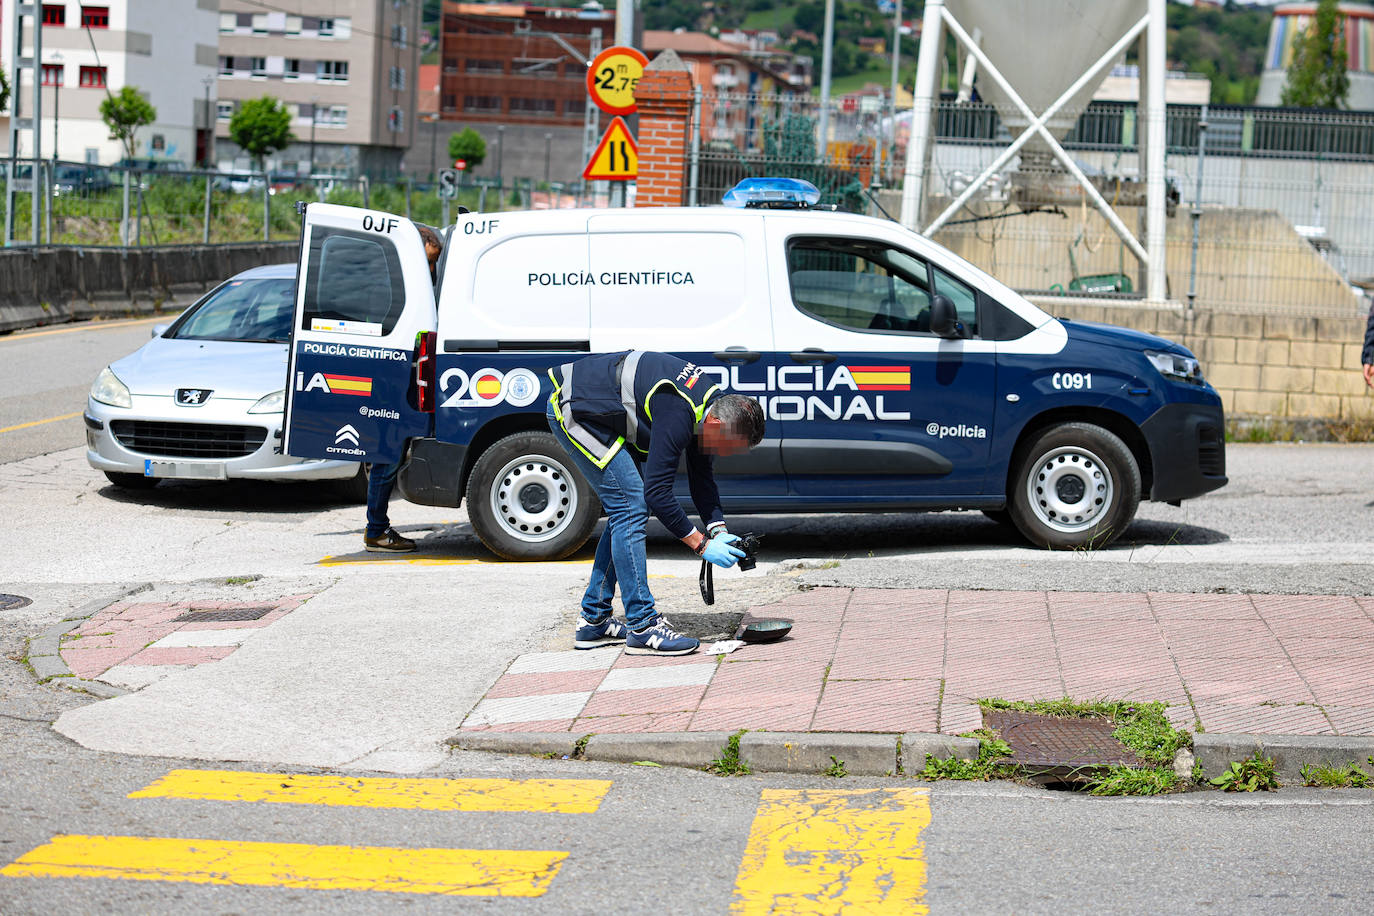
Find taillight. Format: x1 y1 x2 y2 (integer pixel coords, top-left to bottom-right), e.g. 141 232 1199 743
415 331 437 412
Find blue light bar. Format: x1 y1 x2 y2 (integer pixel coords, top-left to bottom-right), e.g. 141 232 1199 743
722 177 822 209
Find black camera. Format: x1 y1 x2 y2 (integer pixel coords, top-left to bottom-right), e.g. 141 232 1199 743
734 533 762 571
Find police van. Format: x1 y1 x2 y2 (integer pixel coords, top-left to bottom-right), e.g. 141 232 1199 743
282 178 1226 559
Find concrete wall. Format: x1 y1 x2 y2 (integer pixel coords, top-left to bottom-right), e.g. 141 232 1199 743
0 242 298 333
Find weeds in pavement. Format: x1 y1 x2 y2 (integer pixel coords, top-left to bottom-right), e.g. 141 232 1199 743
921 729 1017 781
1300 761 1370 789
572 734 593 759
823 756 848 778
224 576 258 586
707 730 752 776
1210 752 1280 792
1087 764 1178 796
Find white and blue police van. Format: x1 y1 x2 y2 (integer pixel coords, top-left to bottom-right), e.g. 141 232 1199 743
282 178 1227 559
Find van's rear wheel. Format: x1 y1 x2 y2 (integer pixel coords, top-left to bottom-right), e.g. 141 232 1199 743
465 431 600 560
1008 422 1140 549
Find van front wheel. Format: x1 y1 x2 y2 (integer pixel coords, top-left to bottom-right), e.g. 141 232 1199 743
1007 422 1140 550
465 432 600 561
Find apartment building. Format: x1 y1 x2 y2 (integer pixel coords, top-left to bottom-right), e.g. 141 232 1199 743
215 0 420 176
1 1 218 165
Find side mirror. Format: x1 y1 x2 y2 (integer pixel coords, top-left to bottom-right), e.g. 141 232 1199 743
151 324 169 338
928 294 965 340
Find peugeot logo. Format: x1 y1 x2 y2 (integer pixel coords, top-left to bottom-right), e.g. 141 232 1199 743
176 388 212 406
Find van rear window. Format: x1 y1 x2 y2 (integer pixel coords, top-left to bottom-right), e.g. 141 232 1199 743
301 227 406 334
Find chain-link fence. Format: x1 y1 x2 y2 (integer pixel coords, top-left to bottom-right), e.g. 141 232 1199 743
1 161 606 247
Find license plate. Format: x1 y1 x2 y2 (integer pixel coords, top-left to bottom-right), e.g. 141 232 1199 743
143 459 227 480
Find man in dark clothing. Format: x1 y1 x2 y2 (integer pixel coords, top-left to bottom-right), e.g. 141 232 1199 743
1362 297 1374 388
547 351 766 655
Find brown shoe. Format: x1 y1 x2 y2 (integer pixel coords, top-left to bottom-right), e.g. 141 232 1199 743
363 528 416 552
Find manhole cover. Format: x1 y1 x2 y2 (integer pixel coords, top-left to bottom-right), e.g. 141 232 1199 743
984 709 1146 777
0 594 33 611
173 606 274 623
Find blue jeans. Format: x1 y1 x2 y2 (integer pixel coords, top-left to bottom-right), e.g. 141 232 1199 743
546 402 657 630
365 462 401 538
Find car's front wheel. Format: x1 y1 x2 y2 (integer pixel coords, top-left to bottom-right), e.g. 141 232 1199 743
103 471 159 490
1007 422 1140 549
465 431 600 560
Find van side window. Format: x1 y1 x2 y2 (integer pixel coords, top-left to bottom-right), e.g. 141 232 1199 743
301 228 405 334
787 237 950 335
932 266 980 336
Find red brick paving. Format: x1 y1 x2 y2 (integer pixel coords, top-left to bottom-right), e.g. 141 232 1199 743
460 587 1374 737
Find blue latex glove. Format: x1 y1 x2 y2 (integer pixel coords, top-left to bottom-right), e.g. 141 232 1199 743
700 532 745 569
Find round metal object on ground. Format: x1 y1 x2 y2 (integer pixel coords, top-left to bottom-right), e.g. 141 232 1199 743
1026 445 1113 534
489 454 579 544
0 594 33 611
740 619 793 643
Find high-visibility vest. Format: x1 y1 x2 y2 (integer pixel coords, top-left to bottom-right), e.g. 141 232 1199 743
549 350 721 468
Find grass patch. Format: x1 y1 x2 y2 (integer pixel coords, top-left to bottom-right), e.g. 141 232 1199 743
224 575 259 586
571 734 592 759
921 729 1017 781
823 755 848 778
707 729 752 776
1210 751 1280 792
1300 759 1371 789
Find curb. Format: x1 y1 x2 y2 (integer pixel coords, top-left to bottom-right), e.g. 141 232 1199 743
447 730 980 775
22 584 152 699
449 729 1374 784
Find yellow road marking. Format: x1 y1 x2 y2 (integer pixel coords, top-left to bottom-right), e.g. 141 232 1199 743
730 788 932 915
1 835 565 897
129 770 611 813
1 316 164 342
0 411 83 435
317 553 594 567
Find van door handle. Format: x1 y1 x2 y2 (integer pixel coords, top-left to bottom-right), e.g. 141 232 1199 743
713 348 761 364
790 348 837 363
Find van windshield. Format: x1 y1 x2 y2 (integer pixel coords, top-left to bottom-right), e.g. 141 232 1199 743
169 278 296 343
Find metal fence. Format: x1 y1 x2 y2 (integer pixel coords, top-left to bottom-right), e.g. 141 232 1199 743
0 161 607 248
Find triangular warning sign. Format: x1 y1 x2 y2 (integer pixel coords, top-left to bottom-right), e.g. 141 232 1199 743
583 117 638 181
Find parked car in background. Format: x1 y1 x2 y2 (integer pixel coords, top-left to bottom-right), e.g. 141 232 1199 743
114 157 188 173
85 263 367 498
51 165 113 197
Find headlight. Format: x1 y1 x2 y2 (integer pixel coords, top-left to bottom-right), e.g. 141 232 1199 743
248 389 285 414
1145 349 1203 384
91 366 132 408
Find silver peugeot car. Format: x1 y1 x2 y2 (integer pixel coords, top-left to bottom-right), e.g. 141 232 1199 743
85 263 367 496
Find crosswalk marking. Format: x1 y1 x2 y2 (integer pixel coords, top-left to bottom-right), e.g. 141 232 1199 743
128 770 612 814
730 787 932 915
1 835 565 897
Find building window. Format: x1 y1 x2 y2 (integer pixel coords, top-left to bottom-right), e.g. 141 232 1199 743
251 57 267 79
442 93 457 112
565 98 586 116
509 98 557 117
514 58 560 79
219 12 235 33
321 105 348 127
41 64 65 87
442 58 458 74
317 60 348 82
391 24 407 47
219 55 234 77
79 65 107 88
251 13 268 35
286 15 301 37
285 59 302 80
217 101 235 121
465 59 503 74
317 18 335 38
389 66 406 91
387 107 405 133
463 95 501 113
42 5 66 26
80 6 108 28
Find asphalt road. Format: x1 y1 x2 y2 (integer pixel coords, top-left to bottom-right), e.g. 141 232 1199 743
3 316 1374 913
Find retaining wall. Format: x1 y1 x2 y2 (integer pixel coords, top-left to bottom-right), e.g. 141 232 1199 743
0 243 299 333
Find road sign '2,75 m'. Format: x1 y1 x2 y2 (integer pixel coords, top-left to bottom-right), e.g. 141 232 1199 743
586 46 648 116
583 117 637 181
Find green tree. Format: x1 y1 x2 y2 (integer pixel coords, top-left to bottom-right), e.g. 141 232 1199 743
99 86 157 161
229 96 295 171
0 67 10 114
447 128 487 168
1281 0 1350 108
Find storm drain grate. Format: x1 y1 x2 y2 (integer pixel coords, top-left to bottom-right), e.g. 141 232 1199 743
172 606 275 623
0 594 33 611
984 709 1147 776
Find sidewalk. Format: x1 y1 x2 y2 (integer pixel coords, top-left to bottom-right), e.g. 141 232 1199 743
456 588 1374 738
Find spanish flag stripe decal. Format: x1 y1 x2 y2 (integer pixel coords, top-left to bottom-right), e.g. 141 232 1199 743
323 374 373 396
848 364 911 391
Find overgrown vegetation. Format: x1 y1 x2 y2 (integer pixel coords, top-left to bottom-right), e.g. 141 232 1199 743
1300 759 1371 789
707 729 753 776
921 729 1017 781
1211 751 1281 792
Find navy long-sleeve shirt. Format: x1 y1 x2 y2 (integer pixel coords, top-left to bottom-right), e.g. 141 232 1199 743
1363 300 1374 366
639 391 725 540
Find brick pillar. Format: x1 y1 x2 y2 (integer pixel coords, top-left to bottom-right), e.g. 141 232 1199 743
634 49 695 208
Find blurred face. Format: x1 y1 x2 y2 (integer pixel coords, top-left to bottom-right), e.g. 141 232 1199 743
699 415 750 457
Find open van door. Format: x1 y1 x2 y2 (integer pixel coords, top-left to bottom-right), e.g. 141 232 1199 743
283 203 435 465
